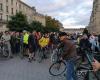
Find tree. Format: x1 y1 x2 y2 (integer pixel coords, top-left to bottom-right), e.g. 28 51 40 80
83 28 89 35
44 26 59 33
7 12 29 32
45 16 60 32
7 12 61 33
29 21 44 32
29 20 59 33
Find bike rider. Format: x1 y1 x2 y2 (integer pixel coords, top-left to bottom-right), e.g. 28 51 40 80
79 34 92 64
59 32 77 80
1 31 13 58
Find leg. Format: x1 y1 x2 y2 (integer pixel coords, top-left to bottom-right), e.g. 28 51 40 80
66 59 76 80
7 42 13 58
28 53 32 62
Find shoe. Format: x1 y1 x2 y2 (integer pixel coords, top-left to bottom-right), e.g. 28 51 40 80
8 56 13 59
28 58 32 63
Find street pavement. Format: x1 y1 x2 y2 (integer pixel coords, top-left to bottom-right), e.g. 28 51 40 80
0 56 65 80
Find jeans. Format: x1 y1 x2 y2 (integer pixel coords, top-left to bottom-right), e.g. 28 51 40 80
15 43 20 54
5 41 12 57
66 58 76 80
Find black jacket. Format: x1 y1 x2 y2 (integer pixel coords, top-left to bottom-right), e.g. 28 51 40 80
28 34 37 52
79 38 91 50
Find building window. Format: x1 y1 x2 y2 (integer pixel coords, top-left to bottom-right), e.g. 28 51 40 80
11 0 13 5
16 2 17 6
16 10 17 13
0 14 2 20
11 8 13 14
0 3 3 11
6 15 9 21
6 6 8 13
19 4 21 9
6 0 8 2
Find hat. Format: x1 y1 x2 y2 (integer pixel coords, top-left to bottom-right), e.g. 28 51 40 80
59 32 67 37
23 30 27 33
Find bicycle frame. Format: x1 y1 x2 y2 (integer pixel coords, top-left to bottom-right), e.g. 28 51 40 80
84 50 100 80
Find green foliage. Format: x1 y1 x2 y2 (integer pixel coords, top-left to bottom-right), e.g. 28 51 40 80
7 12 61 33
83 28 89 35
7 12 29 32
30 16 60 33
45 16 60 32
29 21 44 32
44 26 59 33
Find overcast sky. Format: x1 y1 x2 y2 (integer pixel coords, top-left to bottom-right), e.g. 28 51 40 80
21 0 93 28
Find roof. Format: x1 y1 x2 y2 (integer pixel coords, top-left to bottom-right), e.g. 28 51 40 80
19 0 34 11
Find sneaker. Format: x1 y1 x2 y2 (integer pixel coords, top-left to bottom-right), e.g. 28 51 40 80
28 58 32 63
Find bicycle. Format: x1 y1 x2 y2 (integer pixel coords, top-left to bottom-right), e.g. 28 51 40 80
76 49 100 80
49 48 100 80
37 46 49 63
49 48 66 76
0 40 10 58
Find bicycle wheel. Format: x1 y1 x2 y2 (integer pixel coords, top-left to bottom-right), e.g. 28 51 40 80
51 51 57 63
75 64 93 80
49 60 66 76
3 44 9 57
76 69 88 80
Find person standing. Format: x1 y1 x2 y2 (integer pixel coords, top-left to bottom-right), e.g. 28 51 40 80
89 33 96 51
10 32 16 54
19 32 24 58
14 32 20 54
28 31 37 62
23 30 29 56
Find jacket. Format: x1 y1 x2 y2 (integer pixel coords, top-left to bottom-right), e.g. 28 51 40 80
28 34 37 52
23 33 29 44
79 38 91 50
39 37 49 48
61 38 77 60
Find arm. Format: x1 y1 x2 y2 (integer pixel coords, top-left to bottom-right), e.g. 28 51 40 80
61 43 70 59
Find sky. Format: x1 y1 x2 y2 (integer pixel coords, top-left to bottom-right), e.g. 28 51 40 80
21 0 93 29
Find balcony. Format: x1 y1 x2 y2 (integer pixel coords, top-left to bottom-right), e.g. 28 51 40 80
0 9 3 13
0 19 6 24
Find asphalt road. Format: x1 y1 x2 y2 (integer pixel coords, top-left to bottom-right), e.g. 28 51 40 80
0 56 65 80
0 55 99 80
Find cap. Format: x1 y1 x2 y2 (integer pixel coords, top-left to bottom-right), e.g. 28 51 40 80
23 30 27 33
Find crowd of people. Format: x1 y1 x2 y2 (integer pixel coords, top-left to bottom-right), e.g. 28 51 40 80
0 31 60 62
0 30 100 80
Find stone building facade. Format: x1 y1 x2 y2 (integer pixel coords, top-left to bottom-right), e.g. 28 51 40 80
33 13 46 26
88 0 100 34
0 0 45 31
64 28 84 34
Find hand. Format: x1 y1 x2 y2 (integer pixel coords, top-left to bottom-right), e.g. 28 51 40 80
60 57 63 61
92 59 100 72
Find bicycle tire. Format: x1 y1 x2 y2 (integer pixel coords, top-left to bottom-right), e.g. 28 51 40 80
49 60 66 76
76 69 88 80
51 51 58 63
